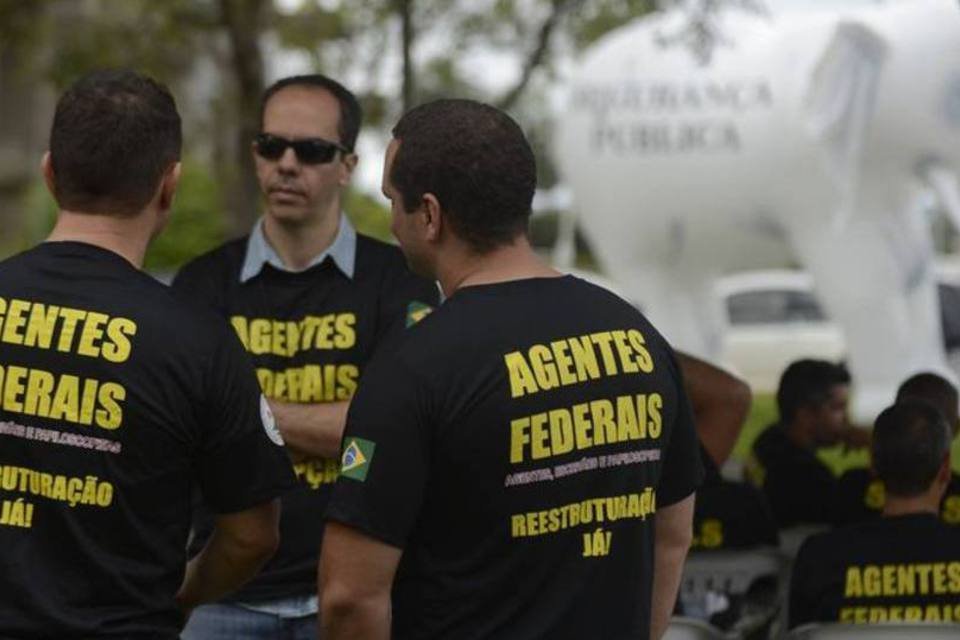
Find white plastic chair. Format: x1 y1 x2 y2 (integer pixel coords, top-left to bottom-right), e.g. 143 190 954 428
664 616 729 640
679 547 787 639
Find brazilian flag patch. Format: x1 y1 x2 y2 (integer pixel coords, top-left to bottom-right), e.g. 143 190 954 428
341 437 376 482
406 301 434 327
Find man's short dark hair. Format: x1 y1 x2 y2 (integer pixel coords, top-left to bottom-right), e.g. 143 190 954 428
260 74 362 151
896 372 959 431
776 359 851 423
50 69 181 216
872 400 951 497
390 99 537 253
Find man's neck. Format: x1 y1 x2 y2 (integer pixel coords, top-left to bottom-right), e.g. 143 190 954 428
783 422 815 451
47 210 151 269
262 209 341 270
883 491 942 518
437 236 561 298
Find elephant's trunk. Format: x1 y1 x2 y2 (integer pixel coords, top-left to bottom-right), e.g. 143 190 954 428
922 161 960 233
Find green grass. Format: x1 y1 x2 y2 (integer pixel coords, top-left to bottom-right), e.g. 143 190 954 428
732 394 960 474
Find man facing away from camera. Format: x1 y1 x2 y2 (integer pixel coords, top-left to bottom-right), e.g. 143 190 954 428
790 400 960 627
837 372 960 526
0 69 294 639
319 99 704 640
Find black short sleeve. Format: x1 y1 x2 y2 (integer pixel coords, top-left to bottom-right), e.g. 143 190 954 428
656 353 704 507
325 356 429 548
196 325 295 513
374 265 439 351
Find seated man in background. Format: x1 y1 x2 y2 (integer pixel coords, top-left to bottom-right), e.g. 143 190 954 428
748 359 867 528
789 401 960 628
837 372 960 527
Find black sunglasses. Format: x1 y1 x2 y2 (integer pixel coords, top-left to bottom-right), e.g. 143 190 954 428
253 133 349 165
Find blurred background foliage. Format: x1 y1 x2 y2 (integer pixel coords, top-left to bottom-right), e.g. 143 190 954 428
0 0 656 270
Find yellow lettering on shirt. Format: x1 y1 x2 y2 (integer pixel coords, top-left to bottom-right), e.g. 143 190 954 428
230 313 357 356
255 364 359 403
0 297 136 363
839 604 960 624
509 393 664 463
503 329 658 398
510 488 657 539
0 364 126 430
843 563 960 598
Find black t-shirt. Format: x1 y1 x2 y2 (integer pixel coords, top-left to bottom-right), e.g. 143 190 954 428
749 424 843 528
693 444 777 550
0 242 294 639
837 468 960 527
326 276 704 640
692 483 779 551
173 233 439 601
699 443 722 488
789 513 960 628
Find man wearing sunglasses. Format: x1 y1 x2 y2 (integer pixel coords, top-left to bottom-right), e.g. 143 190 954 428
174 74 438 639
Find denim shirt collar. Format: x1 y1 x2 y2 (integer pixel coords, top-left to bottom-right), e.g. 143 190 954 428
240 214 356 282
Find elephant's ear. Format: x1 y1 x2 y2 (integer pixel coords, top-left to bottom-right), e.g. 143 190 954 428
802 21 888 214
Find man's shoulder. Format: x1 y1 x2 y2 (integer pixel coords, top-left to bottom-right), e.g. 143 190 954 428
1 244 181 312
131 278 235 339
950 471 960 490
839 467 872 485
751 424 783 456
394 275 650 365
0 247 32 272
355 232 405 268
174 236 249 286
796 523 860 562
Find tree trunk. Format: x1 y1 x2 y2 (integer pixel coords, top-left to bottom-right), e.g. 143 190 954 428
218 0 267 234
397 0 415 112
496 0 584 112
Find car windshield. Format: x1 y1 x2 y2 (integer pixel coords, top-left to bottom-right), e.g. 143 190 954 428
727 289 827 325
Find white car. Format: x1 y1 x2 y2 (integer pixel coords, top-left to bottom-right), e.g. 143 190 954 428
716 270 845 393
717 266 960 392
567 265 960 393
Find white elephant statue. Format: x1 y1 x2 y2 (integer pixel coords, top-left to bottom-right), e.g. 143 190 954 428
555 0 960 420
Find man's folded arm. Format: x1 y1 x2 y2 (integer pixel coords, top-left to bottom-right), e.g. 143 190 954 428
176 499 281 616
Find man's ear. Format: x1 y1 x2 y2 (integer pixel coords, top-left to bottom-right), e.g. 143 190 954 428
421 193 443 242
340 152 358 185
937 454 952 486
158 162 182 211
41 152 55 198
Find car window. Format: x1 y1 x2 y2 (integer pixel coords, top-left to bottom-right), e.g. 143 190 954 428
727 289 827 325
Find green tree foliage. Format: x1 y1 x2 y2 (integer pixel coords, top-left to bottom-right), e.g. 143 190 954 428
567 0 657 49
0 0 659 267
12 157 227 273
345 189 393 243
144 158 227 272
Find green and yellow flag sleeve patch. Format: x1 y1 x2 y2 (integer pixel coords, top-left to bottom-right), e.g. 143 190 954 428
341 437 376 481
406 301 434 327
